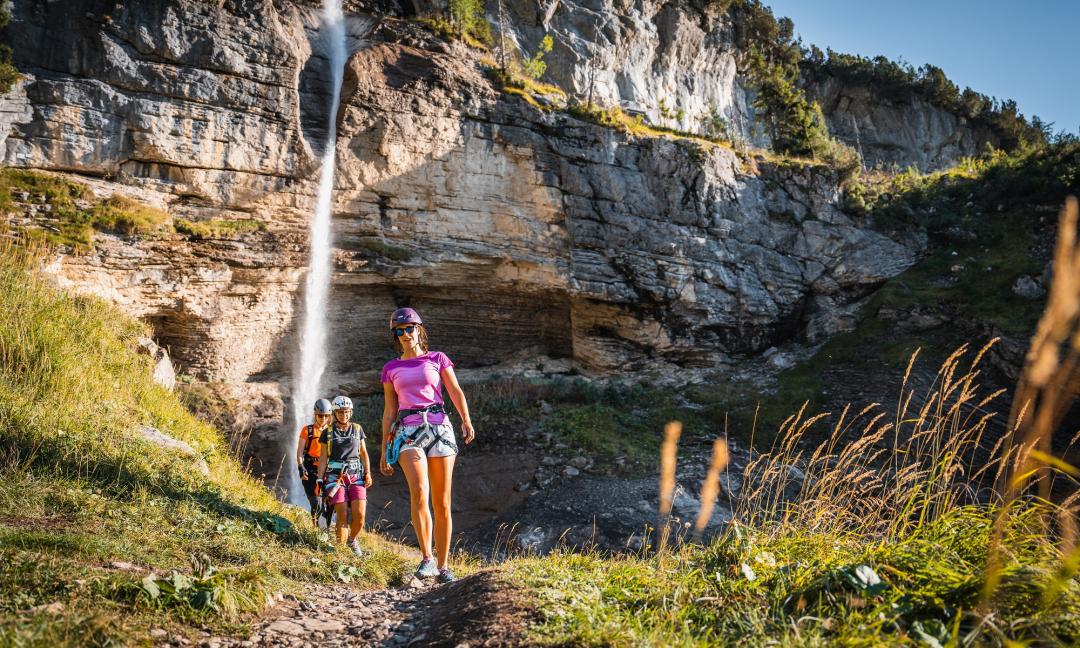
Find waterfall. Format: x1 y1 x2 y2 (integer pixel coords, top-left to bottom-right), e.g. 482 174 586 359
286 0 347 504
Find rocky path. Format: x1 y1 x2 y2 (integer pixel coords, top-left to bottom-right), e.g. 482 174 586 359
184 571 526 648
216 578 431 647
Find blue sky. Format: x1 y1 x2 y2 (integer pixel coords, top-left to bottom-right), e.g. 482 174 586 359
766 0 1080 135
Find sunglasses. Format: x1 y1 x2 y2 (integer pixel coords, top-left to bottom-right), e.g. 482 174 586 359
393 325 418 337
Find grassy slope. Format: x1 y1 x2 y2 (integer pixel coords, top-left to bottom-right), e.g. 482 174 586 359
0 244 410 646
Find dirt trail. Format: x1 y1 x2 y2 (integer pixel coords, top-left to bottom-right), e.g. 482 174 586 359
188 571 527 648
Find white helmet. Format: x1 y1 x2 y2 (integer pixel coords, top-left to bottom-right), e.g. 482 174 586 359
332 395 353 411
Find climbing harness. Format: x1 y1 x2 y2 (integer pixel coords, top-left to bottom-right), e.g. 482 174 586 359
385 404 457 466
323 422 365 501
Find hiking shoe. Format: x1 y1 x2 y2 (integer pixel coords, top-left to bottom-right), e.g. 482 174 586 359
348 539 363 557
415 557 439 579
437 567 456 583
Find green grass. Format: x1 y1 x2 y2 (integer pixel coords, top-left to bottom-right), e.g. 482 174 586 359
174 218 265 241
504 341 1080 645
848 142 1079 336
0 169 171 251
90 195 171 239
355 238 414 261
874 222 1043 336
0 168 276 250
481 60 566 105
0 243 411 646
566 102 732 149
507 506 1078 646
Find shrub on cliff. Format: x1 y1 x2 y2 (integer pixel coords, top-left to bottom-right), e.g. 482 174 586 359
523 34 553 80
446 0 491 46
0 7 18 95
802 49 1052 151
726 0 858 166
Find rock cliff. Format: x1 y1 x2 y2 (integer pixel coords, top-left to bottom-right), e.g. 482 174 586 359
806 73 1001 172
2 0 926 469
491 0 999 170
490 0 763 142
3 0 919 373
330 39 916 380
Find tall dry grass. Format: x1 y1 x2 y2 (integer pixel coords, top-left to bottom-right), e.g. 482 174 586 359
693 439 729 541
721 337 1008 541
985 195 1080 601
656 421 681 555
658 196 1079 602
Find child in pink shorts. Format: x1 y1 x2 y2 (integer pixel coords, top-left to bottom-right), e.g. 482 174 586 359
318 396 372 555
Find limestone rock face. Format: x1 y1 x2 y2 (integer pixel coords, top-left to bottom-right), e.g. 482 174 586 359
2 2 922 432
495 0 762 142
4 0 321 207
46 229 305 384
466 0 1000 170
806 74 1000 172
326 42 916 374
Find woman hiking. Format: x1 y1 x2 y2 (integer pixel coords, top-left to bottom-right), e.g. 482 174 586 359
297 398 333 527
379 308 475 583
317 396 372 555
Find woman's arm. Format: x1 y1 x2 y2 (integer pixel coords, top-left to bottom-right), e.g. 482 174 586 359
441 366 475 444
380 382 398 476
296 428 307 476
358 437 373 487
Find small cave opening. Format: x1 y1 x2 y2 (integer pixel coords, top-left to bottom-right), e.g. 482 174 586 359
144 313 187 375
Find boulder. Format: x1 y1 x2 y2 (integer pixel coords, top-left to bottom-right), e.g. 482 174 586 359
1012 275 1046 300
137 336 176 391
135 424 210 477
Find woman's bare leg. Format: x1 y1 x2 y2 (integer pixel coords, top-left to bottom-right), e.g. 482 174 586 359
428 454 455 569
349 498 365 542
399 450 433 559
334 501 348 545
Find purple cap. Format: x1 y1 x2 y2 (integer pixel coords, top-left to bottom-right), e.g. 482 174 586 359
390 307 423 328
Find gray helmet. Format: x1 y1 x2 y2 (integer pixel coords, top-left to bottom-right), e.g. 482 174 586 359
313 398 333 415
